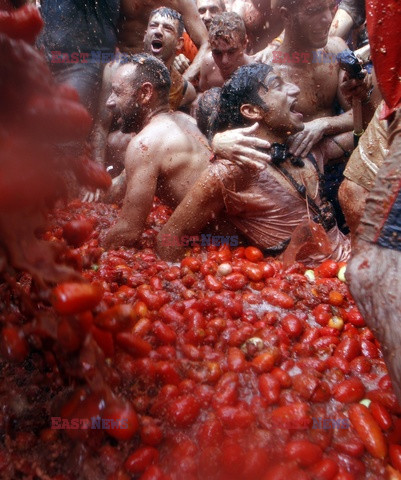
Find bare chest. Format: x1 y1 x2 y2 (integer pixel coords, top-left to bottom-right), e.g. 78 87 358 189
273 61 340 120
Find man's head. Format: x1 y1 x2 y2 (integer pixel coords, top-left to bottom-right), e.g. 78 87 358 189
106 53 171 134
216 63 304 136
279 0 336 49
209 12 248 80
197 0 225 30
143 7 184 67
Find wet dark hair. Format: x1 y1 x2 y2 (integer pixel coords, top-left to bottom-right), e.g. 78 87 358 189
121 53 171 103
208 12 247 44
195 87 221 140
215 63 274 131
149 7 185 36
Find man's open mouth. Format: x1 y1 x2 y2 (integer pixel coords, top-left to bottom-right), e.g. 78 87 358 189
290 101 303 119
151 39 163 53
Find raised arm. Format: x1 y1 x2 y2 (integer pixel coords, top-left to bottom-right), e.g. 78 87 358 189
156 166 224 261
176 0 210 82
101 137 159 249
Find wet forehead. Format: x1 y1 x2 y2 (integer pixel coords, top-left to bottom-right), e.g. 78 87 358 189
147 12 179 31
197 0 223 10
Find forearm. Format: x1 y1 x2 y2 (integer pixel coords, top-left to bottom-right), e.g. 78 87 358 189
183 42 210 83
91 121 110 166
321 110 354 136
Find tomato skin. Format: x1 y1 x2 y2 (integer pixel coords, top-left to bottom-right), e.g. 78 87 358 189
307 458 339 480
227 347 247 372
1 326 29 362
262 287 294 308
167 395 200 427
116 333 152 358
333 378 365 403
281 314 304 337
251 347 280 373
103 401 139 441
152 321 176 345
63 218 94 247
216 404 254 429
348 403 387 459
51 282 103 315
315 260 339 278
285 440 323 467
244 246 263 262
344 308 365 327
334 337 361 362
124 447 159 474
259 373 281 404
390 445 401 473
369 401 392 431
95 304 135 333
270 403 311 430
312 303 332 326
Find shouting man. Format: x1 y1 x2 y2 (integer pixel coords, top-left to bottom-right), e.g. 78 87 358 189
157 63 350 264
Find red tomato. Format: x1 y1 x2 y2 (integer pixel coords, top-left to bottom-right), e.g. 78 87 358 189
348 403 387 459
51 282 103 315
124 447 159 474
244 246 264 262
333 378 365 403
315 260 339 278
285 440 323 467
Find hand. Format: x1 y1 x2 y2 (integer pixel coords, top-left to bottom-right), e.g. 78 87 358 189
251 44 276 64
288 118 328 157
211 123 271 170
340 71 372 104
173 54 191 74
81 188 101 203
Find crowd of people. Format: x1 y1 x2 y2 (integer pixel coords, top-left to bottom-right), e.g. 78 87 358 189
2 0 401 401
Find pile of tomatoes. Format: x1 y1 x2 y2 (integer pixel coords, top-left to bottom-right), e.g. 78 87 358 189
1 199 401 480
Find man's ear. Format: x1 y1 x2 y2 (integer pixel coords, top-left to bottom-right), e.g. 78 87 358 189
240 103 264 121
140 82 153 104
280 6 290 21
176 36 184 52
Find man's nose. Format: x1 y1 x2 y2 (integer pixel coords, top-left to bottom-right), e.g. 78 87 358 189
204 9 212 20
106 94 116 109
287 82 300 97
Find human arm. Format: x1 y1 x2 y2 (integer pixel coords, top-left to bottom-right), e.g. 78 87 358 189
100 138 159 249
156 167 225 261
288 111 354 158
212 123 271 170
329 8 354 39
180 80 196 107
176 0 210 83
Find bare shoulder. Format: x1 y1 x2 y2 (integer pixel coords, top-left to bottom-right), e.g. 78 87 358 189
201 52 216 72
326 36 348 55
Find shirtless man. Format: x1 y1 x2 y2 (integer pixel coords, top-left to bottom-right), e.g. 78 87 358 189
231 0 283 54
90 8 196 187
157 63 350 264
118 0 209 82
100 54 211 249
271 0 353 160
197 0 225 31
199 12 252 91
